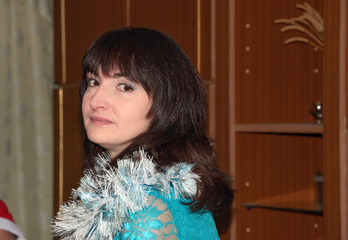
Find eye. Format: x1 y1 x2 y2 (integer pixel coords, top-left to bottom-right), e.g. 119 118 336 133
118 83 134 92
87 78 100 87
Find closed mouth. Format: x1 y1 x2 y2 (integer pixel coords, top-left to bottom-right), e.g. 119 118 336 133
90 116 113 125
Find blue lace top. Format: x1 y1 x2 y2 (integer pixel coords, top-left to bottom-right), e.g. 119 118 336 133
119 189 220 240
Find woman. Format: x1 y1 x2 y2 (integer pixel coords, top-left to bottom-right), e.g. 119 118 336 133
53 27 233 239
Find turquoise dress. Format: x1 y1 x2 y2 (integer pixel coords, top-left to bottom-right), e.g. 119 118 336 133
119 189 220 240
52 150 220 240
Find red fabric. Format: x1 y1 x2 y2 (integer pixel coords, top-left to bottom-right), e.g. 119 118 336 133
0 200 14 222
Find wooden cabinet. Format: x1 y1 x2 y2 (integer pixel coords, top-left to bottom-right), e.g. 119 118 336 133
233 0 346 239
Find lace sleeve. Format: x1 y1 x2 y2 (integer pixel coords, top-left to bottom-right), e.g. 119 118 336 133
119 195 178 240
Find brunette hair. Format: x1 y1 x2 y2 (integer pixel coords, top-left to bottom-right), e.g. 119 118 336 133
80 27 233 213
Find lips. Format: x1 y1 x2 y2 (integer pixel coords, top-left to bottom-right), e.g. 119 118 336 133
90 116 113 125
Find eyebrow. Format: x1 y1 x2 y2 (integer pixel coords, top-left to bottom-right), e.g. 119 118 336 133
86 72 98 78
86 71 143 90
86 72 127 79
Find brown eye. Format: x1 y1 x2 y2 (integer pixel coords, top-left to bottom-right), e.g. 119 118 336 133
118 83 134 92
87 79 100 87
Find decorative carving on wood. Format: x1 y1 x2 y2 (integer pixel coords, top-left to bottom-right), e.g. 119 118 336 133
274 2 323 50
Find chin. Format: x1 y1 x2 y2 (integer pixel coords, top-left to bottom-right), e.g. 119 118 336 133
86 133 108 146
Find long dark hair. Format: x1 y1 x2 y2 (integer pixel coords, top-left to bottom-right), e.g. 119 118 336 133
80 27 233 213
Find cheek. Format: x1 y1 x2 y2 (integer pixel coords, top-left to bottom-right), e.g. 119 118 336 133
126 104 151 127
81 95 90 117
140 105 152 128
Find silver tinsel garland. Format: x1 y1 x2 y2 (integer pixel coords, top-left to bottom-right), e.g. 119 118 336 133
52 150 199 240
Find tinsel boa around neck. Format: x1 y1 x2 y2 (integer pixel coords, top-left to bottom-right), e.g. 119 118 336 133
52 150 200 240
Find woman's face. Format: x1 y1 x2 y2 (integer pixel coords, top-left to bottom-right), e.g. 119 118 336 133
82 68 152 158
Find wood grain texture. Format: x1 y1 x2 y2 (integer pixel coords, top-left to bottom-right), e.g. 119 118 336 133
214 0 233 239
323 0 343 239
53 87 83 214
235 0 323 124
56 0 128 85
129 0 197 65
233 0 328 239
236 133 323 239
235 123 322 134
238 208 323 240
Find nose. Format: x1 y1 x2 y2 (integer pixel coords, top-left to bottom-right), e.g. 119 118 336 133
89 86 109 110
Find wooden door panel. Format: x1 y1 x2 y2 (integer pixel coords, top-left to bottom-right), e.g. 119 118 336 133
53 87 83 212
239 209 323 240
55 0 128 85
236 133 323 202
129 0 198 65
235 0 323 124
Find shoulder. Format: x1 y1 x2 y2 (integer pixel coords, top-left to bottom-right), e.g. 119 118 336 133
52 151 201 239
120 193 178 239
120 190 220 240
